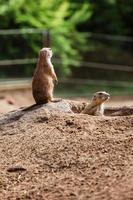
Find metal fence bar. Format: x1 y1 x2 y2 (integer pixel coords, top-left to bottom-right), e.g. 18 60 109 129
0 78 133 88
91 33 133 42
0 58 37 65
0 28 45 35
60 78 133 88
42 30 51 47
77 61 133 72
0 58 133 72
0 28 133 42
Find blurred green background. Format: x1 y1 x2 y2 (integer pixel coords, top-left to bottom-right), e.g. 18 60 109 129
0 0 133 97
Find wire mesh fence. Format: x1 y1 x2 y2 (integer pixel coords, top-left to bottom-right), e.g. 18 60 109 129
0 28 133 97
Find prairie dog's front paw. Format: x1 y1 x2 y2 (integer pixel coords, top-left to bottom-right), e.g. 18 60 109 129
55 79 58 85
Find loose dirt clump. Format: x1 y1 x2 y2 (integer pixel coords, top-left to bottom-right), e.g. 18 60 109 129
0 100 133 200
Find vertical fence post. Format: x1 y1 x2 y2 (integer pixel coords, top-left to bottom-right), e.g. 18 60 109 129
42 30 51 47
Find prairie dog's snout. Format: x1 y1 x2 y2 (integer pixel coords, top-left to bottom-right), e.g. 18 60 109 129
92 91 110 104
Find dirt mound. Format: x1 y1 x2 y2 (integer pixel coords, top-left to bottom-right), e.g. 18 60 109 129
0 100 133 200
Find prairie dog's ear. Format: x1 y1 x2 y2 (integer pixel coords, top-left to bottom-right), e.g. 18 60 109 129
46 48 52 58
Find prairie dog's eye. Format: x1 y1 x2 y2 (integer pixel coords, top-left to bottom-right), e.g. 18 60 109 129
98 92 103 95
93 95 96 100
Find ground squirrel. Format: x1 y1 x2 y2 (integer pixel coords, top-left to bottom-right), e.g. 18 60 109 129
81 91 110 116
32 47 58 104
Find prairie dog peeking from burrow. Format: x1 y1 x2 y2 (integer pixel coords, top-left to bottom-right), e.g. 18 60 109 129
81 91 110 116
32 47 59 104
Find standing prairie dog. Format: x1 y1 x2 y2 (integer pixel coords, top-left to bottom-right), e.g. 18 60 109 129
81 91 110 116
32 47 58 104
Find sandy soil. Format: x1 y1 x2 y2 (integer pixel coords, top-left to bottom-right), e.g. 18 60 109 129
0 100 133 200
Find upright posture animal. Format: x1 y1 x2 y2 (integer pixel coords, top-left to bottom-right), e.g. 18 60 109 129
32 47 58 104
81 91 110 116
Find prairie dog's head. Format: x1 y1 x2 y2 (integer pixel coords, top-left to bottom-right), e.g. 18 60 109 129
92 91 110 105
40 47 52 59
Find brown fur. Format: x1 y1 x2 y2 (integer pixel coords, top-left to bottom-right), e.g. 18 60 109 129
81 91 110 116
32 48 58 104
